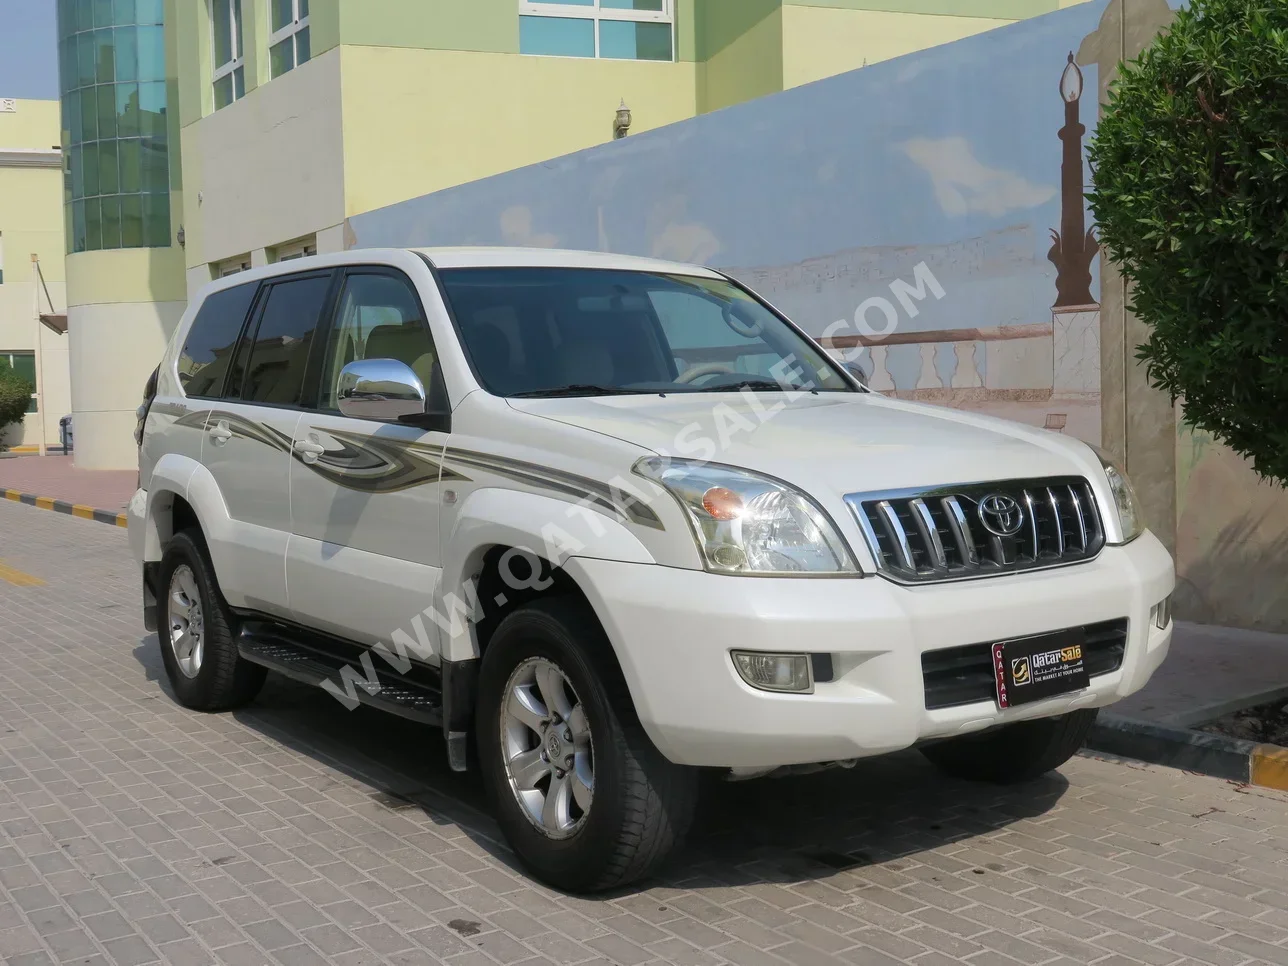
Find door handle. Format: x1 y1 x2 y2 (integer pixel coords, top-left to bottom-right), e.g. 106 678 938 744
293 439 325 464
208 421 232 445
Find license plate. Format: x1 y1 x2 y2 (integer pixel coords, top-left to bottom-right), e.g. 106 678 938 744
992 628 1089 709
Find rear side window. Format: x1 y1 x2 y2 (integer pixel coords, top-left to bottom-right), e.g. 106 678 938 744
237 275 331 405
177 282 257 398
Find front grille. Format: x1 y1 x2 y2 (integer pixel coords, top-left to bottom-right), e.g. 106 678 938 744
921 618 1128 710
844 477 1105 584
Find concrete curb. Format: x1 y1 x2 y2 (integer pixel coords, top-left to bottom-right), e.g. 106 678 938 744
1087 713 1288 791
2 488 127 528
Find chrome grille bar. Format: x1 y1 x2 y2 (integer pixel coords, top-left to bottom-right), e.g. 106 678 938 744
1047 487 1065 555
876 500 916 572
909 498 948 570
1067 483 1088 551
844 476 1106 585
941 496 978 566
1023 489 1040 560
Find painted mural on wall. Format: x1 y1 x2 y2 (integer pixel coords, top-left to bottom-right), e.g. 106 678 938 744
348 2 1124 442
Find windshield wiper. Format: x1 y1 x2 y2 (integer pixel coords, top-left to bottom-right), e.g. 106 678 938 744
695 379 794 393
510 384 654 398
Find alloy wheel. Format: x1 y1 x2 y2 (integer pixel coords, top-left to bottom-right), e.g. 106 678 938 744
500 657 594 838
167 565 205 679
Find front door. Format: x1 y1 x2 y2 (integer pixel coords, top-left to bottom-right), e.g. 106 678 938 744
285 268 450 655
198 270 334 617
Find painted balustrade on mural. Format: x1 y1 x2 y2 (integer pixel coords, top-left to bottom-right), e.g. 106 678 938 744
822 324 1067 403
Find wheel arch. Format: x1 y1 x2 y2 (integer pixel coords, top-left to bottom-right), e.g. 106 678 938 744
436 486 654 665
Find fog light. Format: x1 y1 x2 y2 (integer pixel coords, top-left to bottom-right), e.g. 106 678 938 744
1153 594 1172 630
731 651 813 693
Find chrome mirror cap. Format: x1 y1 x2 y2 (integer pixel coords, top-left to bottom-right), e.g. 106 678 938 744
337 359 427 421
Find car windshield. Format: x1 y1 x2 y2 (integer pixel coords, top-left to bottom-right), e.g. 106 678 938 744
436 267 856 397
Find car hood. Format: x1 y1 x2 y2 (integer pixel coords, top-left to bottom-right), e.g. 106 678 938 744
506 391 1094 495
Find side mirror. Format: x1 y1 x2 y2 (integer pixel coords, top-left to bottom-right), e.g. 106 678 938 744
843 361 870 388
337 359 427 422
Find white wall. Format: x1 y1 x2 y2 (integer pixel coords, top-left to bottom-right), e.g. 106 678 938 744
186 48 346 269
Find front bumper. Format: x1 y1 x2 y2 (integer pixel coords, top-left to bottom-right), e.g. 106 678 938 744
565 530 1174 769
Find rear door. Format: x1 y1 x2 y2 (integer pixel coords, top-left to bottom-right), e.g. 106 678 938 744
198 269 336 616
285 267 450 650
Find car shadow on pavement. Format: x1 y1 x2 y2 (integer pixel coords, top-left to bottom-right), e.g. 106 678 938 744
133 638 1071 896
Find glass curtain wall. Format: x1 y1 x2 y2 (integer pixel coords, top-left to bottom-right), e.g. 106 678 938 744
56 0 171 254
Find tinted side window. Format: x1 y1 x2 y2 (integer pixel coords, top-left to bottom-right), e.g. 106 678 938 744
239 276 331 406
177 283 257 398
318 273 437 412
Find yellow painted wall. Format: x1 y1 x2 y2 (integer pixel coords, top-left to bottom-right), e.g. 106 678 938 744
65 248 187 307
339 45 700 219
0 99 62 154
781 5 1014 87
0 100 70 447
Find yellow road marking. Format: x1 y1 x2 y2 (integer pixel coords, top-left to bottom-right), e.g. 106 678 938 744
34 496 55 510
0 560 45 587
1252 744 1288 792
72 505 94 520
3 490 20 502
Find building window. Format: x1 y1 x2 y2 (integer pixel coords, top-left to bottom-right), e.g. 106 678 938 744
55 0 171 254
519 1 673 61
274 237 316 262
214 255 251 277
0 352 38 413
269 0 310 78
212 0 245 110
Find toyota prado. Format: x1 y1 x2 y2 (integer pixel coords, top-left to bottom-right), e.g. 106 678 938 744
129 248 1174 892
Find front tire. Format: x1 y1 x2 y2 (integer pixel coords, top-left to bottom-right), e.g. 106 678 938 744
919 709 1097 783
476 599 697 893
157 529 266 711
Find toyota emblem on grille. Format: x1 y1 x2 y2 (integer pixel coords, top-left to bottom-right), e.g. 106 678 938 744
978 494 1024 536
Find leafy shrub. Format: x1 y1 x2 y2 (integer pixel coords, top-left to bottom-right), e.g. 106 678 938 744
1087 0 1288 484
0 362 33 443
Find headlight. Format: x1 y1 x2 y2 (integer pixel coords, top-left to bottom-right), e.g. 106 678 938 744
634 457 858 575
1091 446 1144 544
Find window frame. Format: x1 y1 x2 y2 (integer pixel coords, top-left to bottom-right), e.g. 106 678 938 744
518 0 674 61
227 268 338 409
309 266 442 419
211 0 245 109
177 279 265 401
268 0 311 78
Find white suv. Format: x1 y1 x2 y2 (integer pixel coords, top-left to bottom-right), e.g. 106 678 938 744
130 248 1174 891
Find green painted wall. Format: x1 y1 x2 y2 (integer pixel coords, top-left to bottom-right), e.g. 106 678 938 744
697 1 783 113
696 0 780 61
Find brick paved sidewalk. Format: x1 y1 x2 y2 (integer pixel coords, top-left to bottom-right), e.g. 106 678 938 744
1 499 1287 966
0 454 136 512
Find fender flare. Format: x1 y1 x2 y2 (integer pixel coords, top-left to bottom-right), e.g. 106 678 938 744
139 453 202 562
435 486 655 662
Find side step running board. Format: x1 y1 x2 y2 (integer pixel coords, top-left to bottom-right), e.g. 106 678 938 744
238 623 444 727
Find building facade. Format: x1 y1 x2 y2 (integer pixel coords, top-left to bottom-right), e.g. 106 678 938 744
57 0 1086 468
0 98 71 451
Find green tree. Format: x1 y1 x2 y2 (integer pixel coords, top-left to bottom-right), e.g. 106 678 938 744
0 362 34 446
1087 0 1288 484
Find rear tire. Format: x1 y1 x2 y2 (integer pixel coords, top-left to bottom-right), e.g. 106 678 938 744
476 598 697 893
919 709 1097 783
157 529 266 711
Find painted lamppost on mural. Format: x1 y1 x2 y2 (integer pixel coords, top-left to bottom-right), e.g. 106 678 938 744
1048 52 1098 309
